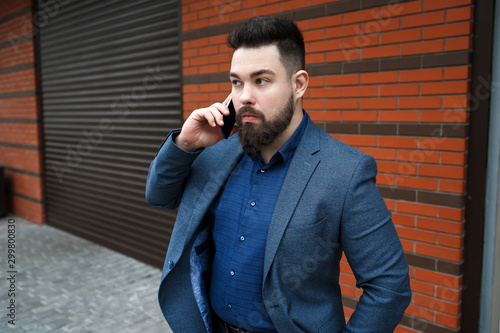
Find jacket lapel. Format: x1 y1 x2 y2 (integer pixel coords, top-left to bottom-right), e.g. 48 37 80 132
263 119 321 279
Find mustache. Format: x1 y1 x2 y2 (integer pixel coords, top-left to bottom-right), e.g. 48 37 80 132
237 105 264 118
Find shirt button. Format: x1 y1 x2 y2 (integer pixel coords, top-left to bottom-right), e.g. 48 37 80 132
250 201 256 207
227 304 232 309
260 169 266 173
230 270 235 276
240 236 245 242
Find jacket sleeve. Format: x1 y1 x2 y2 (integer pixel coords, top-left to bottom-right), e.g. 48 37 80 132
145 129 203 209
340 155 412 332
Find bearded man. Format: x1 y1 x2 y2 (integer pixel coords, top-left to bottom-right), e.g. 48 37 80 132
146 15 411 333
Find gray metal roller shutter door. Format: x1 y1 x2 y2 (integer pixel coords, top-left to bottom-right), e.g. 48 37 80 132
38 0 181 267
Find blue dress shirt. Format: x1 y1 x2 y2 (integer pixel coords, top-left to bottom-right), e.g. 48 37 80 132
208 112 309 333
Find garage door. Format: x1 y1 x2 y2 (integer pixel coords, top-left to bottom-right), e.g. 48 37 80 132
38 0 181 267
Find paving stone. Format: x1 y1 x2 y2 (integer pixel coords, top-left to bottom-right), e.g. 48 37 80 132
0 215 172 333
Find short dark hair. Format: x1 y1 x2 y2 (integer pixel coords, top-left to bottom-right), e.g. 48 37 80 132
227 16 305 76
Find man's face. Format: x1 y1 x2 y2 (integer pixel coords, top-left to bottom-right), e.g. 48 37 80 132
229 45 296 156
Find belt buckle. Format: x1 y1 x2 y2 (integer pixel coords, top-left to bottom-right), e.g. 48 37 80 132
224 322 250 333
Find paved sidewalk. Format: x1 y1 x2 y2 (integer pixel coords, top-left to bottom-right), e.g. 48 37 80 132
0 214 172 333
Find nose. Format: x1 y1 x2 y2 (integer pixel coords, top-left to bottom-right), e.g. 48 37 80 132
238 85 255 106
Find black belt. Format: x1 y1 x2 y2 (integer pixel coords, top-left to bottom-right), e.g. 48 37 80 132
223 322 252 333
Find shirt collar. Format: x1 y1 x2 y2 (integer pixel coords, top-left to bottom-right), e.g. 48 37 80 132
255 110 309 166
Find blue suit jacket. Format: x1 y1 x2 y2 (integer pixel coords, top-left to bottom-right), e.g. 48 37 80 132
146 117 411 333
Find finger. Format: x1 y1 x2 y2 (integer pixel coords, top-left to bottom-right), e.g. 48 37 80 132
212 102 231 124
215 95 232 116
198 107 217 127
207 106 224 126
211 100 229 116
222 93 232 106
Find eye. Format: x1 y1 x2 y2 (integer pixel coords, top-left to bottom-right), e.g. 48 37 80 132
256 78 268 85
231 80 242 87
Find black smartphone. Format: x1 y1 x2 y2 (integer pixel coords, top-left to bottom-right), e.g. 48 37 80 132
219 98 236 139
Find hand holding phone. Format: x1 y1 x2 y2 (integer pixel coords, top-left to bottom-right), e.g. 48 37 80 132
175 95 234 151
219 97 236 139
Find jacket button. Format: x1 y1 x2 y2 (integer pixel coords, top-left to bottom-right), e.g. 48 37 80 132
167 260 174 269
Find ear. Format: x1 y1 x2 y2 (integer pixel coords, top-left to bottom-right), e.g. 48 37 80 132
292 70 309 100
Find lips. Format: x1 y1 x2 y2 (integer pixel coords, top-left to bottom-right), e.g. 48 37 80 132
237 106 264 125
242 113 260 122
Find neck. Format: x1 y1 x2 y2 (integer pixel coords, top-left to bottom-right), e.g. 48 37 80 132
260 107 304 164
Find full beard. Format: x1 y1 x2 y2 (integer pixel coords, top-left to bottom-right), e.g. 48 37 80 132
236 93 295 158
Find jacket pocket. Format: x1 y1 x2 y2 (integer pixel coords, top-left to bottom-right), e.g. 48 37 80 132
319 315 344 333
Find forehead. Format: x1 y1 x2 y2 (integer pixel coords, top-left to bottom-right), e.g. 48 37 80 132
230 45 286 76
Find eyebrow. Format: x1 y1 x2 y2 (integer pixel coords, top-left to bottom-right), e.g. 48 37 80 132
229 69 276 79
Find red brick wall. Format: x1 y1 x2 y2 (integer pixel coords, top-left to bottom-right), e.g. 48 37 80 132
0 0 44 224
182 0 472 332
